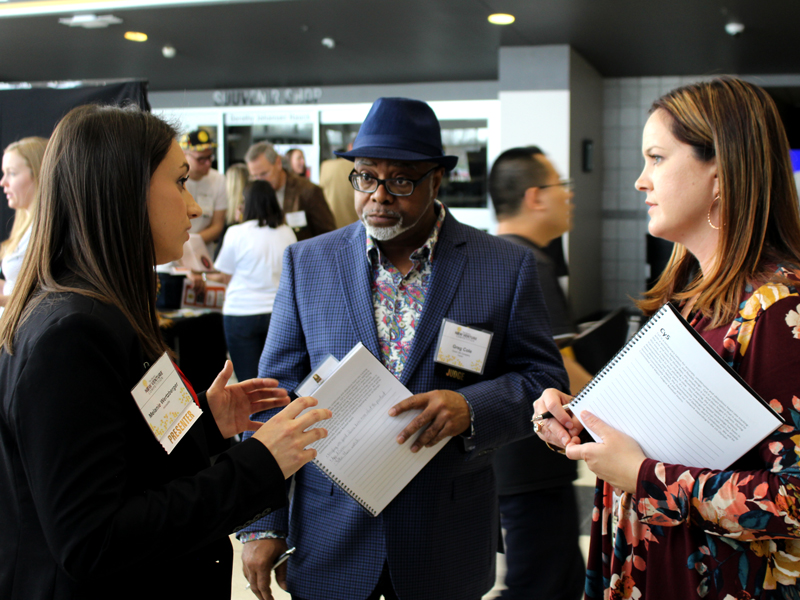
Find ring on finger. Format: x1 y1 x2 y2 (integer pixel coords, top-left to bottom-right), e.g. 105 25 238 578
533 419 545 434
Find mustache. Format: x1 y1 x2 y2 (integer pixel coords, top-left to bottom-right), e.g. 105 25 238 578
362 209 402 219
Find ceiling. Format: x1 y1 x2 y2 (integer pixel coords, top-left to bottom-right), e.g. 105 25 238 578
0 0 798 92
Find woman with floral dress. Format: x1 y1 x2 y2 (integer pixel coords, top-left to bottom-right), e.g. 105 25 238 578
534 77 800 599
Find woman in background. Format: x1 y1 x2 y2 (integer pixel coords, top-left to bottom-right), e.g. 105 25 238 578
0 136 47 310
214 180 297 381
0 104 329 600
225 162 249 226
534 77 800 598
285 147 308 177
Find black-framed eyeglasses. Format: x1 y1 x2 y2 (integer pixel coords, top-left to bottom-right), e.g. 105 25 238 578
348 167 438 197
539 179 574 192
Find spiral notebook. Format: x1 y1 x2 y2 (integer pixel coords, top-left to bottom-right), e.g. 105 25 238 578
570 303 784 470
299 343 450 516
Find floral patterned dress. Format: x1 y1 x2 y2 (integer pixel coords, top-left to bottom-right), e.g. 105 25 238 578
585 268 800 600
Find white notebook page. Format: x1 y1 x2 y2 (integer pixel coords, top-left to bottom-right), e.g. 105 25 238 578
301 343 449 516
572 305 782 470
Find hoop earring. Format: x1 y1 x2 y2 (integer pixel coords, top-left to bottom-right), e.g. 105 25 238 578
707 194 720 230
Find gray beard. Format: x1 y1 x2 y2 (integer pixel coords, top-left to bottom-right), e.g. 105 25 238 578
361 211 413 240
363 220 413 240
360 196 435 241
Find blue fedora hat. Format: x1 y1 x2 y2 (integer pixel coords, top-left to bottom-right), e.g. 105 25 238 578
335 97 458 171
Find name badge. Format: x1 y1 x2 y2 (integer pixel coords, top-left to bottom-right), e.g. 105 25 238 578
131 352 202 454
285 210 308 229
434 319 493 376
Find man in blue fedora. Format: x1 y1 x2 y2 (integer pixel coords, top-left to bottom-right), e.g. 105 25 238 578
237 97 568 600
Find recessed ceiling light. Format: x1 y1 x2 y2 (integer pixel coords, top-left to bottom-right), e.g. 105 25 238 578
124 31 147 41
488 13 515 25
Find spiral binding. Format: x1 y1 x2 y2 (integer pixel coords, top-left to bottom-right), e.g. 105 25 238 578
314 458 377 516
570 304 669 408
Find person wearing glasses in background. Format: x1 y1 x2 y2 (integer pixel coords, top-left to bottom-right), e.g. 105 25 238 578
236 97 567 600
180 129 227 255
156 128 228 303
488 146 590 600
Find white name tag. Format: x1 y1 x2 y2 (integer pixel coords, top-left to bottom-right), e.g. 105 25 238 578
131 352 202 454
434 319 493 375
285 210 308 229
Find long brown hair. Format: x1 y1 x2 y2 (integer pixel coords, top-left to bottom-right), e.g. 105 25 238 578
0 137 48 259
638 77 800 327
0 105 175 359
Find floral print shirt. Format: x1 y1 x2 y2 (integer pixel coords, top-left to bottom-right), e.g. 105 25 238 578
585 266 800 600
367 201 446 377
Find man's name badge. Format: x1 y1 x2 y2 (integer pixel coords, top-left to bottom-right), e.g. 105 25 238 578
434 319 493 379
285 210 308 230
131 352 202 454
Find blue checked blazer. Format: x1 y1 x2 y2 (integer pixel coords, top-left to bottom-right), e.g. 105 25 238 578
242 211 568 600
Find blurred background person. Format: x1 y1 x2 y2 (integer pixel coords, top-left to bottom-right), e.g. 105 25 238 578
535 76 800 600
489 145 586 600
320 138 360 229
245 141 335 241
215 162 250 261
225 162 249 226
285 148 308 178
180 128 227 255
157 128 226 303
213 180 297 382
0 136 48 313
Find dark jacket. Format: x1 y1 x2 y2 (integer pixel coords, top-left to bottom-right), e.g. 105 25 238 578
493 234 577 494
0 293 286 600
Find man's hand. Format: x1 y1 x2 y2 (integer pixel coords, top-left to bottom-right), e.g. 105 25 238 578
388 390 470 452
242 538 288 600
205 360 290 438
186 271 206 300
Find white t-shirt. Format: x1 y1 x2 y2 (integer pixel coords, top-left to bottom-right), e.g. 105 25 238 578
157 168 227 273
187 168 227 252
214 221 296 315
2 226 31 297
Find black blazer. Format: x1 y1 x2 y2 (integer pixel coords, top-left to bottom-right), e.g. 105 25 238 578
0 293 286 600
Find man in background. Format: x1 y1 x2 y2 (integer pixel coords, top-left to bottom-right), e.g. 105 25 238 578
489 146 589 600
245 142 335 241
180 129 227 255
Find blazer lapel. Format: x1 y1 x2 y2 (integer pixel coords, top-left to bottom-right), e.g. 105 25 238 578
335 225 381 358
399 213 468 385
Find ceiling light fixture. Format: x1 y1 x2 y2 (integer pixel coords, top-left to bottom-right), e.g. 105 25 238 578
321 37 335 49
124 31 147 41
488 13 515 25
162 44 176 58
724 21 744 36
58 13 122 28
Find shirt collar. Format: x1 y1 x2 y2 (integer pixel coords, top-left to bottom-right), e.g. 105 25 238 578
366 200 446 267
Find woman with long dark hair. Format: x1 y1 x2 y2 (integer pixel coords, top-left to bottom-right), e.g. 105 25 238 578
0 105 330 600
214 180 297 381
534 77 800 598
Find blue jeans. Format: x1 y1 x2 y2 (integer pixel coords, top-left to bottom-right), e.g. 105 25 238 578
499 485 585 600
222 313 271 382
